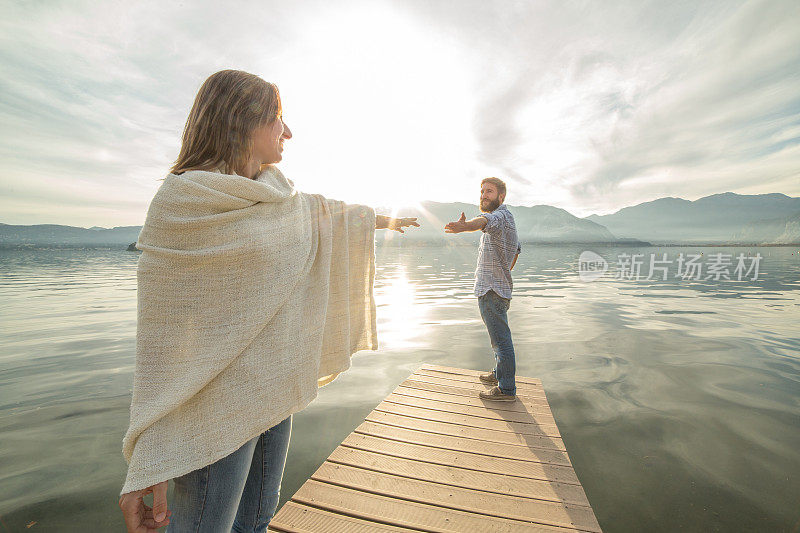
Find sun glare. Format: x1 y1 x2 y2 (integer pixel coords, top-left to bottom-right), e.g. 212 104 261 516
275 3 476 209
374 267 427 349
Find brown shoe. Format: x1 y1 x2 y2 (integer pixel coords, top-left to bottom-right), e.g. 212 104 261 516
479 371 498 385
479 386 516 402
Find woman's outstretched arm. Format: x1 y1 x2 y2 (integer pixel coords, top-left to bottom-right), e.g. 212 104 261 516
375 214 420 233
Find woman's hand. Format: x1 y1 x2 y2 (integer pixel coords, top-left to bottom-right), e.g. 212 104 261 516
376 215 420 233
119 481 171 532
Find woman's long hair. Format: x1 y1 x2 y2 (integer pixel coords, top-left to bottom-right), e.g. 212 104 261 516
171 70 281 176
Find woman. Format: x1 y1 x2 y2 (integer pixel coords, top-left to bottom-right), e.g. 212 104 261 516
118 69 418 533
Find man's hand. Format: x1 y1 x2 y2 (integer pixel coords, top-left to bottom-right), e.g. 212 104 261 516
376 215 420 233
445 212 488 233
444 212 468 233
119 481 171 533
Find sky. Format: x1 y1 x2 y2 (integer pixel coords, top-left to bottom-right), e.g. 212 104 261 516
1 0 799 227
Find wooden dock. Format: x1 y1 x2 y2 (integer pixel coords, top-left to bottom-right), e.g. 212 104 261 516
268 364 602 532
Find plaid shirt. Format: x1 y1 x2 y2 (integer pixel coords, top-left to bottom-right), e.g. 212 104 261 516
474 204 521 299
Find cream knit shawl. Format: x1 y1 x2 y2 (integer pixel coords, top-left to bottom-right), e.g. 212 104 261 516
121 165 377 494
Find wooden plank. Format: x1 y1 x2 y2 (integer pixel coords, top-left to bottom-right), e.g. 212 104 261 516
311 462 602 532
376 401 562 438
326 445 591 506
293 479 584 532
403 378 549 403
354 420 571 466
365 410 567 451
414 367 544 390
395 384 544 414
341 433 581 484
400 378 551 405
271 366 602 532
268 501 419 532
406 374 548 398
420 363 543 386
411 369 545 394
385 392 558 427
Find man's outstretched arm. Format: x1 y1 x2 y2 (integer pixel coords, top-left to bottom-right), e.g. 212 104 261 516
444 212 487 233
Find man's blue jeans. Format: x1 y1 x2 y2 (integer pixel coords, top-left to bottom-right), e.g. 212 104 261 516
166 415 292 533
478 289 516 395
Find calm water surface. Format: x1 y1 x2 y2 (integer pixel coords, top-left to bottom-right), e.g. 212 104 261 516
0 245 798 532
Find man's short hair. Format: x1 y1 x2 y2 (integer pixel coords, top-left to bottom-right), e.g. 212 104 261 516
481 177 506 198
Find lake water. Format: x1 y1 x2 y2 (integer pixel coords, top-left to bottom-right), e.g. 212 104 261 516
0 244 798 532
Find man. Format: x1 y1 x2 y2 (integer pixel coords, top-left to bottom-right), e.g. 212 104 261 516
445 177 521 401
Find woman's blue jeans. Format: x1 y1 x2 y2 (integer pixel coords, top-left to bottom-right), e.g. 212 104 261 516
478 289 517 395
166 415 292 533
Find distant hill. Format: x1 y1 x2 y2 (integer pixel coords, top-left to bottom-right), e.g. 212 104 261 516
374 201 624 244
0 223 142 246
3 192 798 247
734 212 800 244
0 202 629 248
586 192 800 244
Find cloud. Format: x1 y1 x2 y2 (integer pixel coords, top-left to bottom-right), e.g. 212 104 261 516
0 0 798 225
399 0 800 215
2 1 321 222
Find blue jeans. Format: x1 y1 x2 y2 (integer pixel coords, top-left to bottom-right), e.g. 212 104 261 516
478 289 516 395
166 416 292 533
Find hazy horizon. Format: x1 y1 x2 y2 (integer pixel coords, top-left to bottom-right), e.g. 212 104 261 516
2 189 799 230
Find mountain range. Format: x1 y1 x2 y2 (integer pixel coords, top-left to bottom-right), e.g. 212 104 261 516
2 192 798 247
373 201 621 245
0 224 143 246
586 192 800 244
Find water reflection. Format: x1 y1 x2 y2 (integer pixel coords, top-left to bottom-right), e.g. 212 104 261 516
0 245 798 531
374 266 426 349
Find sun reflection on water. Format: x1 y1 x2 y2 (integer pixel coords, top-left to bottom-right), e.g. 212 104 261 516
374 266 428 349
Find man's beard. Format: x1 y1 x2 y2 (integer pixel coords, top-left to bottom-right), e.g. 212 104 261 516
480 198 501 212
